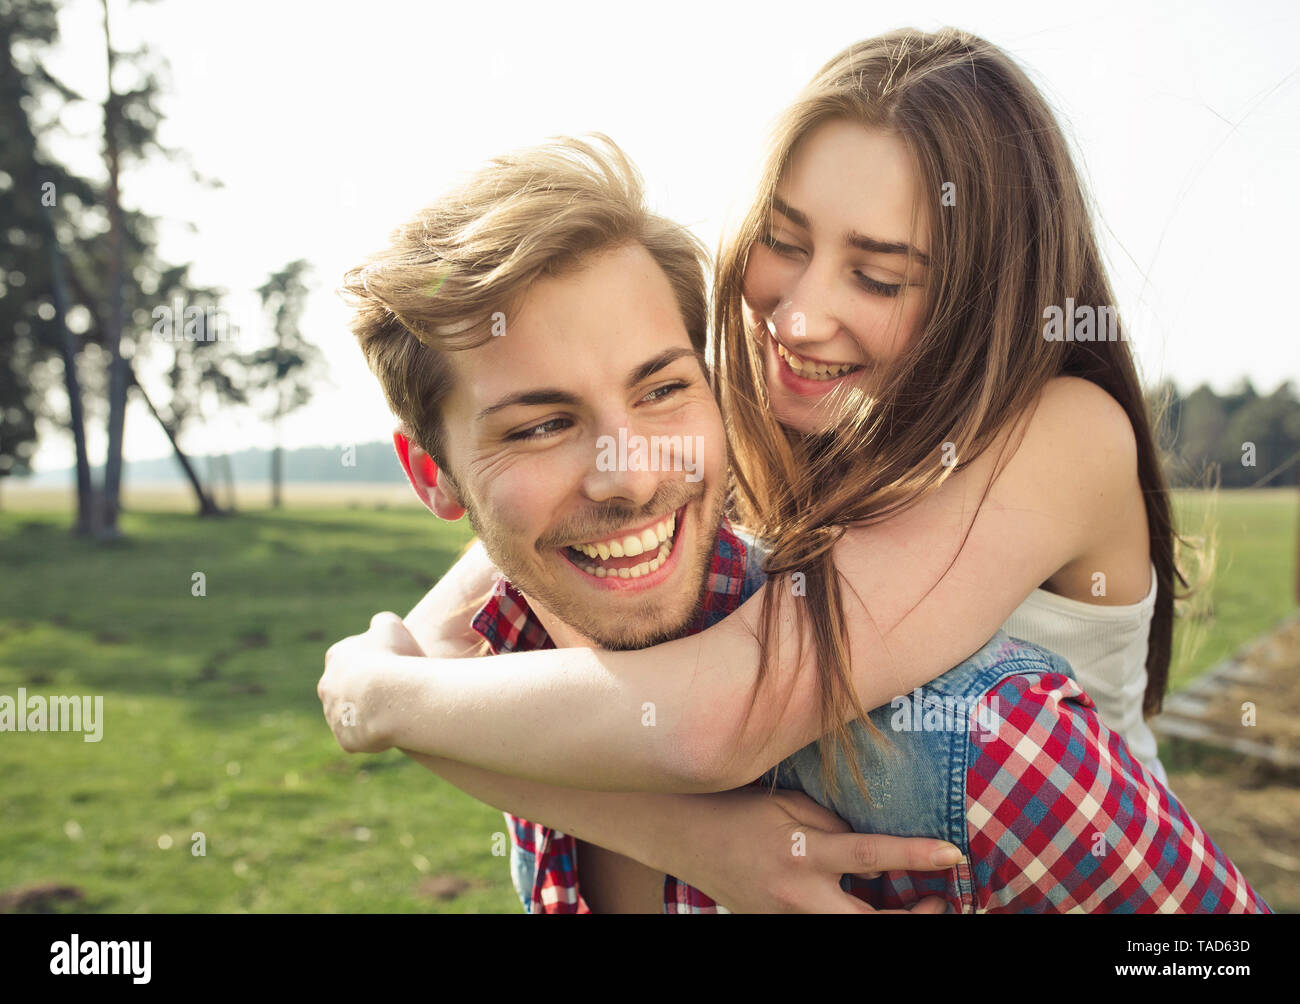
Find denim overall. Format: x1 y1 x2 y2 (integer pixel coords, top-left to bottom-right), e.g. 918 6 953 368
738 532 1077 908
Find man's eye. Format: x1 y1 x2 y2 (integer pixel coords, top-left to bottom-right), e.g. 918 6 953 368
643 381 687 403
507 418 571 441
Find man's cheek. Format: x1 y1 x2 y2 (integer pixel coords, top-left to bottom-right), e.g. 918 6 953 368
488 468 570 544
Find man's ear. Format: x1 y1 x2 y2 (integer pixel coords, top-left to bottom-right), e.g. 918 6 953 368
393 429 466 520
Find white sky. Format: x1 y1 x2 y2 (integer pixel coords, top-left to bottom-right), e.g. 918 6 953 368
29 0 1300 471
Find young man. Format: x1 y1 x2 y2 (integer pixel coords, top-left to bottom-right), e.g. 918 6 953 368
319 136 1270 914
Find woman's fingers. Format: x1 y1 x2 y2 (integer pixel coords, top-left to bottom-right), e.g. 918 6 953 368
902 895 949 914
811 831 964 879
818 891 951 914
874 895 950 914
767 788 855 834
367 611 426 657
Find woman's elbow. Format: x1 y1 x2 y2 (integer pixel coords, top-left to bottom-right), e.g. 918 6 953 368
667 720 759 793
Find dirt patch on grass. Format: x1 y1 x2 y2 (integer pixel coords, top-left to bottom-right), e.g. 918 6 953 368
1159 612 1300 912
0 881 84 913
1203 617 1300 750
415 874 483 901
1164 765 1300 912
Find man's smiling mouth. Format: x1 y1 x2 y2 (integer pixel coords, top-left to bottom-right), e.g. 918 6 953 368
560 506 682 579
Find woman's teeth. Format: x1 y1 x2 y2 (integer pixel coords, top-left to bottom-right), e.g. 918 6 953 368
569 514 676 579
775 340 860 380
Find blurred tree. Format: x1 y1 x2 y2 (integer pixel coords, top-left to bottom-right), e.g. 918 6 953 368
248 260 322 508
139 262 248 515
2 0 237 525
1224 382 1300 488
1174 385 1228 485
0 0 97 524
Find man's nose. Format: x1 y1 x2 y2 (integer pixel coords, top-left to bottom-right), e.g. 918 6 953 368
581 414 662 508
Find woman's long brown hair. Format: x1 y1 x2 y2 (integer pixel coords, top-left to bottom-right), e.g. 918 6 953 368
713 28 1185 800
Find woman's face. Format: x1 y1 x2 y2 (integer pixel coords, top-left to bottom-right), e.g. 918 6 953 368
742 119 932 433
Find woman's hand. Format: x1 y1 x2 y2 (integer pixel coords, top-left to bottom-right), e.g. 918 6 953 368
318 612 422 754
675 786 958 914
320 615 959 913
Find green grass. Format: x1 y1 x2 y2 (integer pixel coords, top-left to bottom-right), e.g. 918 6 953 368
1169 488 1298 690
0 488 1294 913
0 506 518 913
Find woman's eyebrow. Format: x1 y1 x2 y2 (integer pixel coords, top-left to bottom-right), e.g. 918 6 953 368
772 195 810 229
846 231 930 266
773 195 929 266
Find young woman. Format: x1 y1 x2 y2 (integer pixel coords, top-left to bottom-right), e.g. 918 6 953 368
327 28 1181 828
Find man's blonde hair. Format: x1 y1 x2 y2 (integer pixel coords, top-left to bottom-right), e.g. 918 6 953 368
341 134 711 472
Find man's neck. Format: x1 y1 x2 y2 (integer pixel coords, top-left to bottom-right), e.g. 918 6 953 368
526 596 603 650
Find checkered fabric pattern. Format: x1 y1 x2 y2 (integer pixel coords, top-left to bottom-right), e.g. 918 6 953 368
964 672 1266 913
471 524 1271 915
833 673 1270 913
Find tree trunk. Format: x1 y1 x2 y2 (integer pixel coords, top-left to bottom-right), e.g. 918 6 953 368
129 368 219 516
222 453 237 512
99 0 129 537
271 442 282 509
41 202 96 534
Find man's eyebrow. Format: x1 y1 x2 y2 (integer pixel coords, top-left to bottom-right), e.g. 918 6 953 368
772 195 929 267
626 346 706 387
475 347 705 422
476 389 581 422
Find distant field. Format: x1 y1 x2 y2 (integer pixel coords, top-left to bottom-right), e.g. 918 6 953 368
1 480 420 513
0 486 1294 913
1169 488 1298 687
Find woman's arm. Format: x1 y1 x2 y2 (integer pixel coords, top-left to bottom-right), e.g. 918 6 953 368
405 750 954 913
355 613 956 912
403 537 499 658
327 377 1141 791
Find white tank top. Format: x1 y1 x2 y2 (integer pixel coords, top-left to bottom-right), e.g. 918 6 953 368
1001 563 1168 787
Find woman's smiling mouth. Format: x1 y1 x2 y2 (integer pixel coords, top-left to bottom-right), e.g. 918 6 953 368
765 323 866 396
773 338 863 380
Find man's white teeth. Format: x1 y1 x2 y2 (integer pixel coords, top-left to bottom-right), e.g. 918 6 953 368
573 514 676 559
576 541 672 579
775 340 858 380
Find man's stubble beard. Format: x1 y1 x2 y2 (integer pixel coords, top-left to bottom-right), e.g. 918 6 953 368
458 478 728 652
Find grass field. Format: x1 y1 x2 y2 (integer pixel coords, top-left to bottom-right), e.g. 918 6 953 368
1169 489 1298 689
0 486 1295 913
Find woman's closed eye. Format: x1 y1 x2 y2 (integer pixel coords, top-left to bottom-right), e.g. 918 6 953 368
762 232 904 298
760 232 805 257
854 272 902 297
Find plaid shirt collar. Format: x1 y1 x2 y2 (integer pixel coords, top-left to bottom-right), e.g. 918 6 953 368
470 516 753 656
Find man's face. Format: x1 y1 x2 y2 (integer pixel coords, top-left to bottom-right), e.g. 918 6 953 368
437 242 728 649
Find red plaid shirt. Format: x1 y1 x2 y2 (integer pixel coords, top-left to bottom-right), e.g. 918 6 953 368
470 521 1271 914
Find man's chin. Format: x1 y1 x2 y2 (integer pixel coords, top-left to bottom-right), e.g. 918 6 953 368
571 604 702 652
